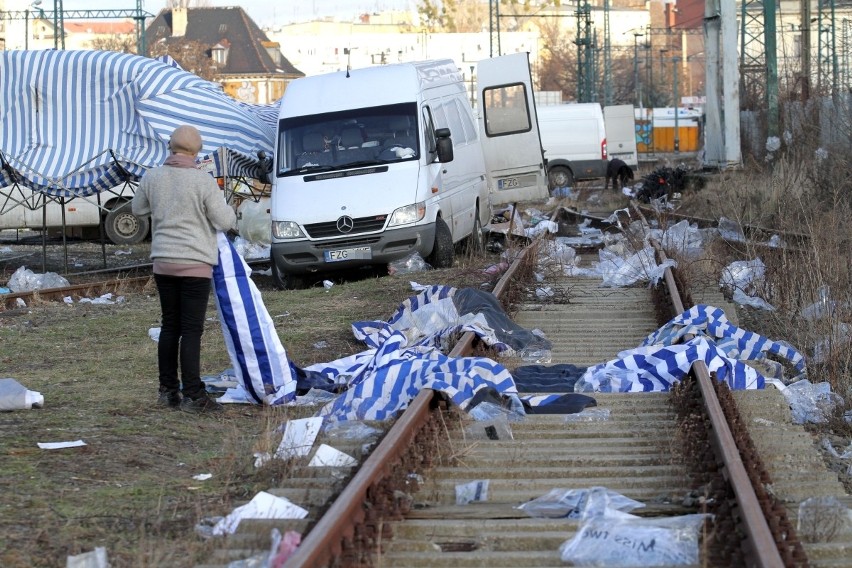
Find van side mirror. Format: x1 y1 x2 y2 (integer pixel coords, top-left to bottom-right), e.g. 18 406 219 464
435 128 454 163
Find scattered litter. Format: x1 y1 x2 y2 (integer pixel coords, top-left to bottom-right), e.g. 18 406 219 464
464 416 513 440
564 408 611 422
148 327 160 342
114 249 132 256
313 341 329 349
517 487 644 519
519 347 552 364
7 265 70 292
770 379 843 424
210 491 308 536
227 528 302 568
66 546 109 568
455 480 489 505
16 298 26 308
308 444 357 467
63 296 73 304
0 378 44 410
288 388 338 407
821 438 852 460
274 417 323 460
797 496 850 542
323 280 334 289
469 401 525 423
559 512 711 566
322 420 383 442
38 440 86 449
0 286 9 294
193 473 213 481
388 252 431 275
79 293 124 305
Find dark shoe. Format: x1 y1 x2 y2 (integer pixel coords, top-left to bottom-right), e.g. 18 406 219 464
157 390 181 408
180 394 224 414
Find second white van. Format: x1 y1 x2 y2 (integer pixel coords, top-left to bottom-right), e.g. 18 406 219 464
536 103 608 189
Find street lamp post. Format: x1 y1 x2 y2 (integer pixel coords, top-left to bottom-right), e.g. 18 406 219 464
633 31 644 107
672 56 680 153
24 0 43 50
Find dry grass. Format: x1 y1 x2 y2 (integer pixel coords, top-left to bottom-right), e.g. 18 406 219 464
0 248 504 568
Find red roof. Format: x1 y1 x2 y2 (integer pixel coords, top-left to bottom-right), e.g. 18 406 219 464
64 21 136 35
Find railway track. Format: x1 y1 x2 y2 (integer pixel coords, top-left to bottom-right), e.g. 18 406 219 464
192 204 852 568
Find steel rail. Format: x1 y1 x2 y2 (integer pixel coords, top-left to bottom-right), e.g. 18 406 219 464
283 235 533 567
654 239 786 568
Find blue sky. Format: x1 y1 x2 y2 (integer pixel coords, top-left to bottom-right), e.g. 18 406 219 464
58 0 416 27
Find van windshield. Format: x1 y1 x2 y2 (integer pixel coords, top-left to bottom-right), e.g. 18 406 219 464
276 103 419 176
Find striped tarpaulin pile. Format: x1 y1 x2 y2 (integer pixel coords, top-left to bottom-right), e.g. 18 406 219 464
0 50 277 197
575 304 806 392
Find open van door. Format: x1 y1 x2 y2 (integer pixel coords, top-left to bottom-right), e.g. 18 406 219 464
603 104 639 169
477 52 549 205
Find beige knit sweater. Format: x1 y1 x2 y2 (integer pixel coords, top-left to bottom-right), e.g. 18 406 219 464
132 166 237 266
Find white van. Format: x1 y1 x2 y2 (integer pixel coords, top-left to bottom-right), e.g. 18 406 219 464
0 182 148 245
603 104 639 169
269 56 546 289
536 103 608 189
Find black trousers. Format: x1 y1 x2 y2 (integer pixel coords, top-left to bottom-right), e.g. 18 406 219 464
154 274 212 399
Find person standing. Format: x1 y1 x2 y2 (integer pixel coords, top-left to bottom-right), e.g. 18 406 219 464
605 157 635 191
132 125 237 413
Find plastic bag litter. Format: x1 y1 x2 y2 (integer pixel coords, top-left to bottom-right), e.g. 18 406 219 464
388 252 431 275
720 258 766 296
797 496 851 542
66 547 109 568
7 265 70 292
236 198 273 245
560 512 711 566
517 487 644 519
776 379 844 424
717 216 746 243
464 416 513 440
564 408 611 422
0 378 44 410
456 479 489 505
469 401 525 423
598 246 675 288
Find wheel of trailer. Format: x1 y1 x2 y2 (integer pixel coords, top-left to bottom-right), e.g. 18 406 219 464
270 257 306 290
427 216 454 268
104 202 149 245
464 207 485 256
547 166 574 191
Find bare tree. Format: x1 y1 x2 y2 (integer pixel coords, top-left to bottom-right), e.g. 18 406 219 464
89 35 137 54
148 38 218 82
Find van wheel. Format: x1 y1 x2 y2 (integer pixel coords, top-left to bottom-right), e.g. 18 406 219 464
427 217 454 268
104 203 149 245
464 208 485 255
547 167 574 191
271 257 306 290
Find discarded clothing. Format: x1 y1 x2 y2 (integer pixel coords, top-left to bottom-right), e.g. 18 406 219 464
576 305 807 392
512 363 587 392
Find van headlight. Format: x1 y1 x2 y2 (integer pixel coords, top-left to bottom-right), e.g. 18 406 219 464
388 202 426 227
272 221 305 239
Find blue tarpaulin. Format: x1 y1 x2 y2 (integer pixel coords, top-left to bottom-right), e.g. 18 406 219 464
0 50 278 197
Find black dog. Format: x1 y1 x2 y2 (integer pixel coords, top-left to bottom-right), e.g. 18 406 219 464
605 158 634 190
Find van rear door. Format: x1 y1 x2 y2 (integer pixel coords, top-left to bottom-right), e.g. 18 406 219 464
476 53 549 205
604 104 639 169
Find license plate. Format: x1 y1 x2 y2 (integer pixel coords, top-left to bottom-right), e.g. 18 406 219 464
324 246 372 262
498 177 520 190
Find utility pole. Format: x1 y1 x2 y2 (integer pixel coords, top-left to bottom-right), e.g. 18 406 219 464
633 31 643 107
603 0 612 105
703 0 741 168
489 0 501 57
801 0 812 99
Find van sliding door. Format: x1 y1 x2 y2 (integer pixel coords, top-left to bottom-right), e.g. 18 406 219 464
476 52 549 205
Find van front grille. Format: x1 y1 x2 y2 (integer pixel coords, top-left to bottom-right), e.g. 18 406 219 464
304 215 388 238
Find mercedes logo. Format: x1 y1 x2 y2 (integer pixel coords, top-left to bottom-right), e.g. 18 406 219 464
336 216 355 233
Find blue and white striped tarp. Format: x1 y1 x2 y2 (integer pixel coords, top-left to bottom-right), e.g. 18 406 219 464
0 50 278 197
575 305 807 393
213 234 297 405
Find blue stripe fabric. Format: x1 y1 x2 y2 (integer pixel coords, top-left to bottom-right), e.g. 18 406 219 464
0 50 277 196
212 233 296 405
576 305 806 392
